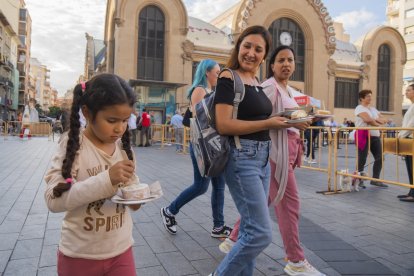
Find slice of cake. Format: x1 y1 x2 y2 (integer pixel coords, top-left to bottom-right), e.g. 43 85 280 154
121 183 150 200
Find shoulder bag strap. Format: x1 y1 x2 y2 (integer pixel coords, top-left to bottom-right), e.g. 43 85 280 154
220 68 245 149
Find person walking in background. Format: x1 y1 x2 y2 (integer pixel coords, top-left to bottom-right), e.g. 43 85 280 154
128 111 138 146
44 74 140 276
304 121 320 164
355 89 389 188
398 84 414 202
170 110 184 152
160 59 232 240
342 118 349 127
138 108 151 147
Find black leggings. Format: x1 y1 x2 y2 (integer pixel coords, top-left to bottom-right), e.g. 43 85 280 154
358 136 382 179
305 130 318 159
405 155 414 196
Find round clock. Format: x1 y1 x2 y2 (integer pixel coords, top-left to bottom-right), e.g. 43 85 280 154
280 32 292 46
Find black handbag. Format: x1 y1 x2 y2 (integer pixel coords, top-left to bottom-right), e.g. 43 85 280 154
182 106 192 127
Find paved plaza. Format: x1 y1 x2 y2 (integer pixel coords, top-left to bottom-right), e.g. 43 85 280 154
0 137 413 276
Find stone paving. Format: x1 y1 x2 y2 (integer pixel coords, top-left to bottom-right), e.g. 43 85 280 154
0 136 413 275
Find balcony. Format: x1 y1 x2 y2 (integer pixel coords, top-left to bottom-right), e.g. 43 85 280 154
0 76 13 88
18 95 25 105
19 82 25 91
4 61 13 71
17 63 26 76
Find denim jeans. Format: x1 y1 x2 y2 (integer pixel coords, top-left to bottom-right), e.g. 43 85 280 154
168 143 226 228
357 136 382 179
216 139 272 276
174 127 184 151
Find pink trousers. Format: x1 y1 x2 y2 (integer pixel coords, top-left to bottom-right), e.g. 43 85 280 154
229 131 305 262
57 247 136 276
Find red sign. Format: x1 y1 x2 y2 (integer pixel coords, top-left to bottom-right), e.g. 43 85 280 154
294 96 310 106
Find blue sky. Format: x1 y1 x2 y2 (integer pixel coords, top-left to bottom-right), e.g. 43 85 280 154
25 0 388 95
183 0 388 42
323 0 387 40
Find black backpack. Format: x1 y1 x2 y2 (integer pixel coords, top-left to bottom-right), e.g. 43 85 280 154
190 69 245 177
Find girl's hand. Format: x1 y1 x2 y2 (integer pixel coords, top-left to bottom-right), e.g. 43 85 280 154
109 160 135 186
267 116 289 129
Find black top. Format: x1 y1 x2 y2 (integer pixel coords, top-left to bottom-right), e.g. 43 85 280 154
214 77 272 141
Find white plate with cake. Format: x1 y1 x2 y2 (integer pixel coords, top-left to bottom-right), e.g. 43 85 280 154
285 117 314 124
111 181 163 205
312 109 333 119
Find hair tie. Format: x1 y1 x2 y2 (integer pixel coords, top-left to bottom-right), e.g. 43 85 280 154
65 178 73 185
81 82 86 92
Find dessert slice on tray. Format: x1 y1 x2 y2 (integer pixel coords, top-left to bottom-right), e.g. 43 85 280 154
276 108 314 123
112 180 163 205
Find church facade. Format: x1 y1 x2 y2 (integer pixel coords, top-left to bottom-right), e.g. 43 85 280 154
102 0 406 124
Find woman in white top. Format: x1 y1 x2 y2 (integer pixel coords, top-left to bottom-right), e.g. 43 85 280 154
354 90 389 187
398 84 414 202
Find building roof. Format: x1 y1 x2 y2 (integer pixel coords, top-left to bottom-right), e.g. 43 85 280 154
210 2 240 33
331 40 363 66
187 17 233 50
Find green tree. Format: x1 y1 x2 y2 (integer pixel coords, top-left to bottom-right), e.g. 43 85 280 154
48 106 61 118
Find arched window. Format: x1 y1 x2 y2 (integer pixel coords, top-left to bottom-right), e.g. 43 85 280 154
268 18 305 81
138 5 165 80
377 44 391 111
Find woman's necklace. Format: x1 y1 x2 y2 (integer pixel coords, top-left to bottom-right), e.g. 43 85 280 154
249 78 259 92
240 72 260 92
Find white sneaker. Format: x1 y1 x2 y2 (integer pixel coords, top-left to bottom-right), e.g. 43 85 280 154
284 259 326 276
219 238 235 254
307 159 317 164
303 157 309 162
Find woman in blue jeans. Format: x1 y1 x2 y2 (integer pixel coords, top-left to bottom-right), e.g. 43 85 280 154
212 26 301 276
161 59 232 238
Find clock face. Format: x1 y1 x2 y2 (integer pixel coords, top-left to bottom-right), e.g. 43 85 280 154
280 32 292 46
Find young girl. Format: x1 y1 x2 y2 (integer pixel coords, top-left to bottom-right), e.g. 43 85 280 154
44 73 140 276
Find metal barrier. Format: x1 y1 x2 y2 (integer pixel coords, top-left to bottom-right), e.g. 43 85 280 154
149 124 190 154
331 127 414 194
1 121 52 140
300 127 334 192
146 124 414 194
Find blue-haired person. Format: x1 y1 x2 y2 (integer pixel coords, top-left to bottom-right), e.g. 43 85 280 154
160 59 232 238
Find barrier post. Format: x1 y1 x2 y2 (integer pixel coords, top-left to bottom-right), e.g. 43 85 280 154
161 125 165 149
183 127 187 154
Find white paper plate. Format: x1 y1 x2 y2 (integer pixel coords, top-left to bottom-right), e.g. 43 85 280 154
313 114 333 119
111 181 163 205
111 194 162 205
285 117 314 123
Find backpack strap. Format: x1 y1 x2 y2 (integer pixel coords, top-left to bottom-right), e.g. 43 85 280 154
221 68 245 149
